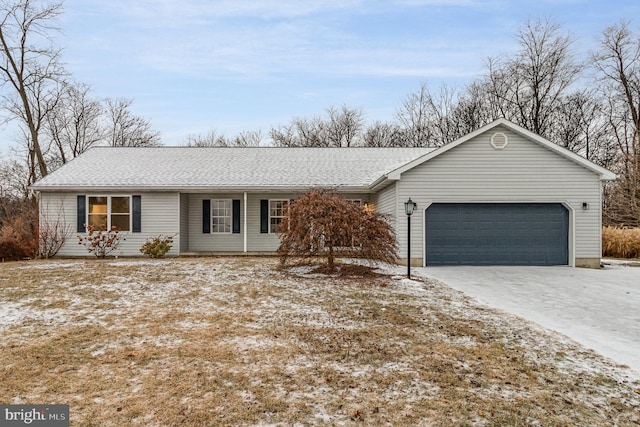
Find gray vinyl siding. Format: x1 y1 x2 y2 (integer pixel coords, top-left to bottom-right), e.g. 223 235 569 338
245 193 285 252
395 125 603 262
179 193 189 253
40 192 181 257
188 192 371 253
372 183 397 230
188 193 245 252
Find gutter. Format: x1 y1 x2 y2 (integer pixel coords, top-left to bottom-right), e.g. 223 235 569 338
29 184 375 194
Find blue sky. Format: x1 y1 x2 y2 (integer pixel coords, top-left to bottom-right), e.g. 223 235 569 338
1 0 638 154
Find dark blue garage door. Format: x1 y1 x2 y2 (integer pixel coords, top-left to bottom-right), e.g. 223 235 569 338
425 203 569 266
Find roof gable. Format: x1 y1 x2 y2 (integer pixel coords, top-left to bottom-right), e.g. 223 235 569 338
386 118 616 181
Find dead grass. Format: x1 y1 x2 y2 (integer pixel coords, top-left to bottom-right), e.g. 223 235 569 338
1 257 639 426
603 226 640 259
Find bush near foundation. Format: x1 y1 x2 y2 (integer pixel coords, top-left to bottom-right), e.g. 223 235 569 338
140 234 175 258
78 225 125 258
0 214 38 261
602 226 640 259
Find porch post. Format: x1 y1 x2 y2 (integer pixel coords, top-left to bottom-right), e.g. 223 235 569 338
243 192 248 252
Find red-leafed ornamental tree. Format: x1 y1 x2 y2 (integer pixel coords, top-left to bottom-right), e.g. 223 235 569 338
277 189 398 270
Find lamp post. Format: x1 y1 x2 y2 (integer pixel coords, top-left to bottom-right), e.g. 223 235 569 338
404 198 417 279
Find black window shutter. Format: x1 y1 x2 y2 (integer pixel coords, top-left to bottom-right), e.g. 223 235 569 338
202 199 211 233
232 199 241 234
77 195 86 232
132 195 142 233
260 199 269 234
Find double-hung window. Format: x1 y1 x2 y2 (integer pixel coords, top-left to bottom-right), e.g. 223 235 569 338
269 200 289 233
211 199 232 233
88 196 131 231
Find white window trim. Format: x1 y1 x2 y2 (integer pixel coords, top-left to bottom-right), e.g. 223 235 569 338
269 199 290 234
86 195 132 232
211 199 232 234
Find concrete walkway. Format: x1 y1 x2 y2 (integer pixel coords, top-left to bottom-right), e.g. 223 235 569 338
416 263 640 373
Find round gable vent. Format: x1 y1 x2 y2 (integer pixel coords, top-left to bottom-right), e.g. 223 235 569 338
491 132 508 149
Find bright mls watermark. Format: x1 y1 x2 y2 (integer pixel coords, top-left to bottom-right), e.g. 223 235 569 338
0 405 68 426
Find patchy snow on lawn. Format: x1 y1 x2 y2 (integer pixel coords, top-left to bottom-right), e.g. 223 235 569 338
0 301 68 331
2 257 639 426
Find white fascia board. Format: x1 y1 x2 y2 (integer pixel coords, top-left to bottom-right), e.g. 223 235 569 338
31 185 373 194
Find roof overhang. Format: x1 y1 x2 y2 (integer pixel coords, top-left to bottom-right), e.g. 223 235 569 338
30 184 375 194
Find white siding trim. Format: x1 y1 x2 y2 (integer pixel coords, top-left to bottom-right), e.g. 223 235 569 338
564 201 576 267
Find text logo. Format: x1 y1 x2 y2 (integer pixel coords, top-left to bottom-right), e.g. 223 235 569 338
0 405 69 427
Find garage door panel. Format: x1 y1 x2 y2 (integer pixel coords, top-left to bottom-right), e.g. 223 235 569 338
426 203 568 266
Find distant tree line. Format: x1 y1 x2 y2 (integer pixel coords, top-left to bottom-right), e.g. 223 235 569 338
0 0 639 236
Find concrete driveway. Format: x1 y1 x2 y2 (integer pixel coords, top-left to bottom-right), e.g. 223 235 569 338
415 263 640 373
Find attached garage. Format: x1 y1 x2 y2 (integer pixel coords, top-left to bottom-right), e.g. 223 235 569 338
425 203 569 266
376 119 617 269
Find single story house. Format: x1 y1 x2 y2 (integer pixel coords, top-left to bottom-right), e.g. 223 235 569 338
31 119 616 268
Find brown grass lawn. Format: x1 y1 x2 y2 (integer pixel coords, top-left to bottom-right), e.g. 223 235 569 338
1 257 639 426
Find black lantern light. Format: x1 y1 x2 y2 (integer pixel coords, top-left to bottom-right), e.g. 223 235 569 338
404 198 417 278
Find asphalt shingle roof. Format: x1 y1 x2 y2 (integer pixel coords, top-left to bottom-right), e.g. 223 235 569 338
31 147 435 191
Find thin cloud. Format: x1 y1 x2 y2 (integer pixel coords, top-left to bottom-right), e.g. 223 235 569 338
95 0 365 27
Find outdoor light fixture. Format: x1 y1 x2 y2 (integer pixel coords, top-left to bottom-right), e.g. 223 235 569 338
405 198 417 216
405 198 417 278
582 202 589 210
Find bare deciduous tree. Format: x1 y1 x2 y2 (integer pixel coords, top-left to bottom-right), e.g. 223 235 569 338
395 82 434 147
485 18 582 138
362 121 403 147
230 130 263 147
551 90 614 166
270 105 364 147
46 81 104 165
593 21 640 226
270 116 326 147
105 97 161 147
395 82 470 146
185 129 263 147
0 150 30 200
185 129 227 147
326 104 364 147
269 123 296 147
0 0 66 180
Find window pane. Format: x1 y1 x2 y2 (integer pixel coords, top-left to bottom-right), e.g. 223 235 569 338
88 214 108 231
112 197 130 214
89 197 107 214
213 218 230 233
269 200 289 233
111 214 130 231
211 199 231 233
